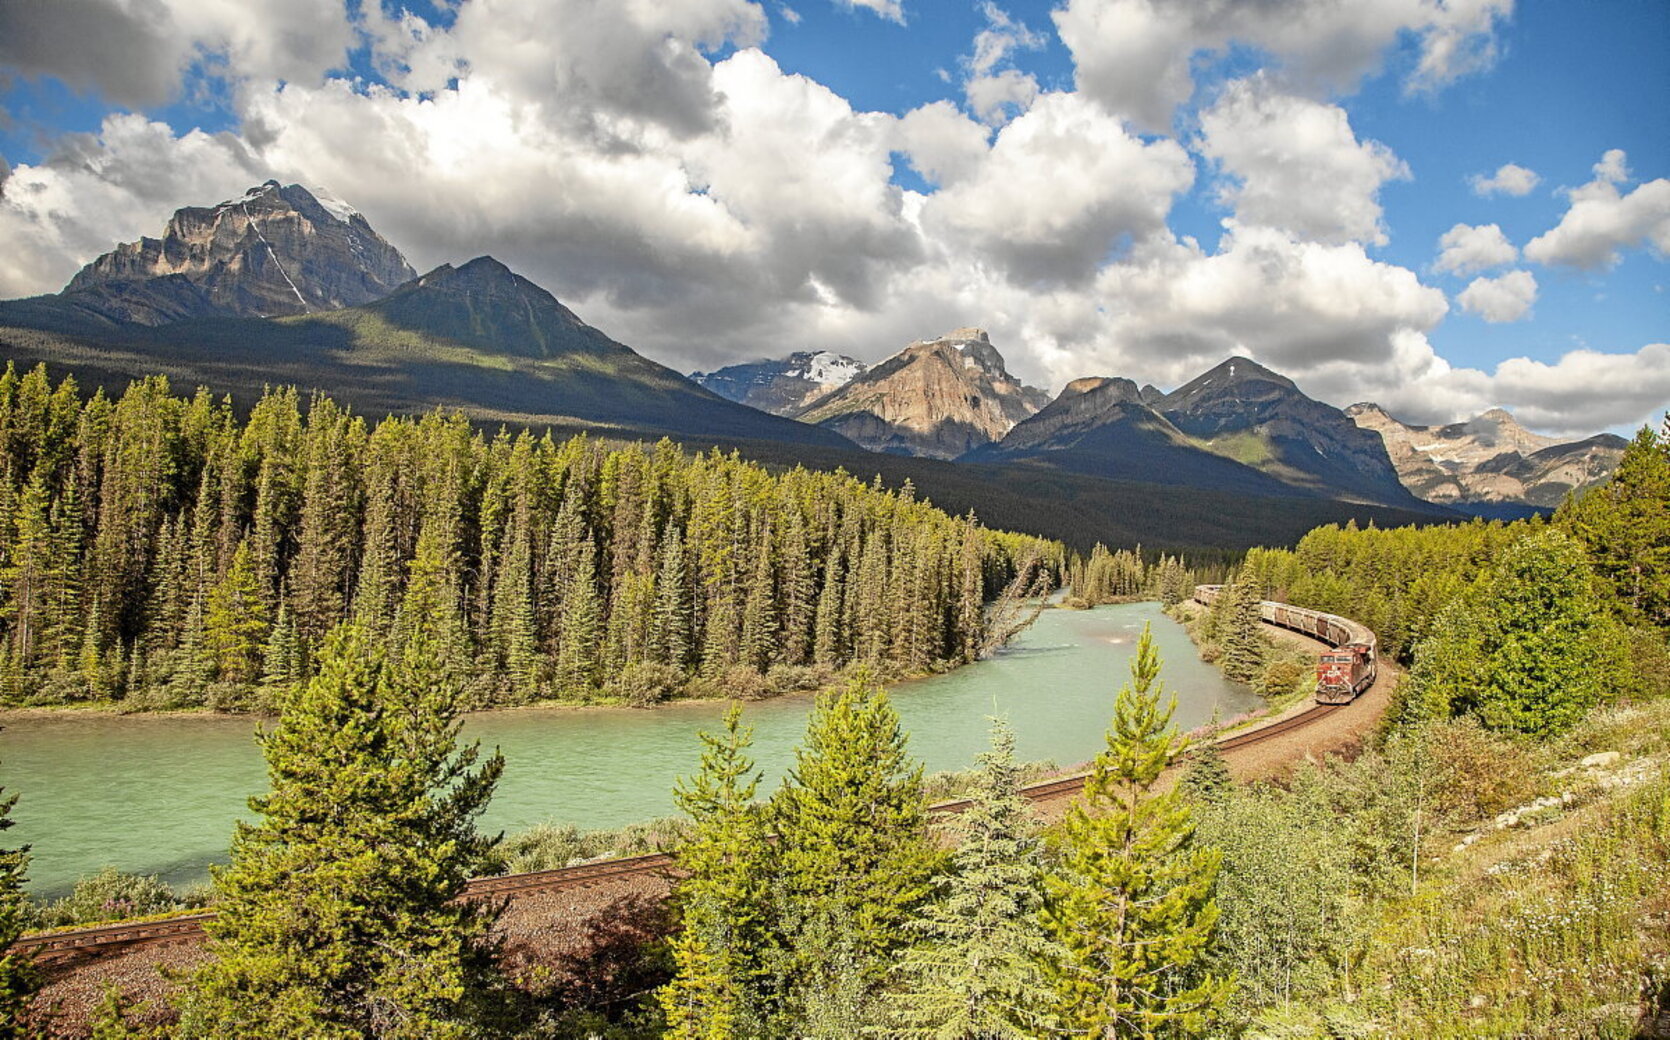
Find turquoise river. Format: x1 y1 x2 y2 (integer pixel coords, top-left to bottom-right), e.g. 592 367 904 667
1 602 1259 896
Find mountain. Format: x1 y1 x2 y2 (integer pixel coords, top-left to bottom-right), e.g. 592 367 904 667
1155 357 1423 507
967 357 1434 510
690 350 867 413
0 253 853 450
963 374 1317 497
793 328 1051 459
28 181 416 327
1347 403 1626 512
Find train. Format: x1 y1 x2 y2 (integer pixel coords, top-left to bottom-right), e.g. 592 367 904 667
1192 585 1377 704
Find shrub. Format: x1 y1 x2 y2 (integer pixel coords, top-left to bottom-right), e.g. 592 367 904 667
608 662 687 708
1255 658 1307 700
38 868 181 927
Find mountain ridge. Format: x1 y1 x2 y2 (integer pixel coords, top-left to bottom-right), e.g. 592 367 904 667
1347 402 1626 511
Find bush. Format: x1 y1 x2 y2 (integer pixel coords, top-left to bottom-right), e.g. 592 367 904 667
607 662 687 708
764 663 836 695
38 868 181 928
1256 657 1307 700
1418 716 1543 824
687 665 770 702
484 818 688 875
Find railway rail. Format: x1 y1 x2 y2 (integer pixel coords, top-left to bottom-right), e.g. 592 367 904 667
17 600 1373 968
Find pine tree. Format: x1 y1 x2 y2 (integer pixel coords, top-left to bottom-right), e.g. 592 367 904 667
650 526 693 670
178 624 506 1037
1178 734 1233 806
768 673 939 1028
659 705 771 1037
1216 579 1265 685
0 738 38 1035
1559 425 1670 627
1430 529 1626 737
1043 623 1232 1037
884 718 1060 1038
204 540 269 686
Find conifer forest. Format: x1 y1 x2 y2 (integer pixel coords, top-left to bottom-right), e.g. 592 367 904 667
0 365 1054 712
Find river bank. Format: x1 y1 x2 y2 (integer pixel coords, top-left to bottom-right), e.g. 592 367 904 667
3 602 1260 896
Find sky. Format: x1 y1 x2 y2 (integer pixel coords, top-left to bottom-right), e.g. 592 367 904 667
0 0 1666 437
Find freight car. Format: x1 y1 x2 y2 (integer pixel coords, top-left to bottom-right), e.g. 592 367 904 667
1192 585 1377 704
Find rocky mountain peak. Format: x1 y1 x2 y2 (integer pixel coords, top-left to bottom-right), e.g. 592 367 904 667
63 181 414 323
795 328 1051 459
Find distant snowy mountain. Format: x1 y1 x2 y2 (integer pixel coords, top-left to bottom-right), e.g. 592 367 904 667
691 350 868 414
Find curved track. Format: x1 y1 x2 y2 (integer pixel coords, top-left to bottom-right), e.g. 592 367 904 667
17 603 1376 968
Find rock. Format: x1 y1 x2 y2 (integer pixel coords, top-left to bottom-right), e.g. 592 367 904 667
1347 402 1624 511
795 329 1050 458
1580 751 1622 769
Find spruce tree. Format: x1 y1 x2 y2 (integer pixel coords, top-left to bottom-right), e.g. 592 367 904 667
0 739 38 1036
204 540 269 686
659 705 771 1037
1559 425 1670 627
1043 623 1232 1036
177 624 506 1037
1178 733 1233 806
1216 579 1265 685
1439 529 1625 736
884 718 1060 1038
768 673 939 1029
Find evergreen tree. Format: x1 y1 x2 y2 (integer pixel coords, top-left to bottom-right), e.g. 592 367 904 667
1559 425 1670 627
884 718 1060 1038
1043 623 1232 1037
659 705 771 1037
1216 579 1265 685
204 540 269 686
768 673 939 1029
0 738 38 1036
178 624 506 1037
1413 529 1626 737
1178 733 1233 806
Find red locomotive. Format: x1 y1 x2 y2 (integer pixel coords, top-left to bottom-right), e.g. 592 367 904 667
1192 585 1377 704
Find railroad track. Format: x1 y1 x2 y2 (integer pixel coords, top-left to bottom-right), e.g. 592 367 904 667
16 628 1364 967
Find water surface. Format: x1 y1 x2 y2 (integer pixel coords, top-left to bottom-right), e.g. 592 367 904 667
3 602 1257 895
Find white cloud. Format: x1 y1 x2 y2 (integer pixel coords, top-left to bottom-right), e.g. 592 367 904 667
1457 269 1537 322
964 70 1041 126
1197 77 1408 245
961 3 1047 125
1593 147 1630 184
1524 151 1670 269
1434 222 1517 274
1489 343 1670 435
894 101 990 187
0 0 1660 439
836 0 904 23
1470 162 1539 197
1053 0 1514 133
0 0 355 108
922 91 1194 286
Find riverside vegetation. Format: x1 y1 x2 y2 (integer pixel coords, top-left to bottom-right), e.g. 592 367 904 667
0 420 1665 1035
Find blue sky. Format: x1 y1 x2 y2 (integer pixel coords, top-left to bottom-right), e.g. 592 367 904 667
0 0 1666 435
